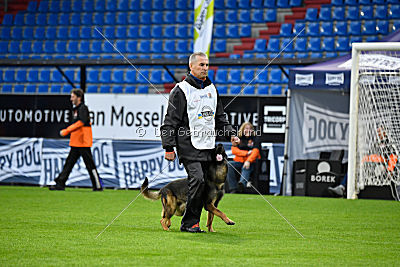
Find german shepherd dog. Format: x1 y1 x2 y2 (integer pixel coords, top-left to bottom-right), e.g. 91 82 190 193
141 143 235 232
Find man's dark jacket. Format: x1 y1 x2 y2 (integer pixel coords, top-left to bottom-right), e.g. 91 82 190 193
160 74 234 162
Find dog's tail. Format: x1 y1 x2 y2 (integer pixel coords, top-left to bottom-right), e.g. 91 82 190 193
141 177 161 200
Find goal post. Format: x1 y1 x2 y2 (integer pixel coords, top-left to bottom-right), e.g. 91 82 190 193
348 42 400 200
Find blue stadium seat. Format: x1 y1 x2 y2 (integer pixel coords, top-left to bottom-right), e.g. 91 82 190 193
87 70 99 83
360 6 373 20
149 70 162 84
105 13 116 25
230 86 241 95
138 40 151 53
69 27 80 39
213 40 226 53
365 36 379 42
111 70 124 84
125 86 136 93
227 25 239 38
79 41 90 53
289 0 302 6
127 40 137 53
55 27 67 40
344 0 358 5
251 10 263 22
264 9 277 22
311 52 323 58
242 69 254 83
151 25 162 38
268 38 280 52
359 0 371 3
67 41 79 53
307 22 319 36
27 1 37 12
281 38 293 52
226 0 238 8
151 40 162 53
58 13 70 25
239 10 251 23
14 85 25 93
81 13 92 25
253 39 267 52
293 22 306 36
39 70 50 82
176 25 188 38
11 28 23 39
36 85 48 93
152 11 163 24
214 10 225 23
38 0 49 12
83 1 94 11
215 69 228 84
137 85 149 94
164 25 175 38
308 38 321 52
280 23 292 37
255 69 268 84
216 85 227 95
48 14 58 26
21 41 32 53
106 0 117 11
319 7 332 21
214 25 225 38
270 85 282 95
16 70 27 82
26 85 36 93
117 13 128 24
320 22 333 36
239 25 251 37
214 0 224 9
112 85 123 94
175 11 187 23
87 85 98 93
126 70 136 83
332 6 345 20
238 0 250 8
257 85 269 95
228 69 241 84
163 40 175 53
27 70 39 82
61 1 71 12
162 11 174 24
51 70 63 82
336 37 349 51
275 0 288 7
34 27 45 40
128 0 139 10
116 40 127 52
116 26 127 39
270 69 282 83
305 8 318 21
100 85 111 93
71 13 82 26
348 21 361 35
389 5 400 19
93 13 104 25
102 40 114 53
4 70 15 82
90 41 101 53
243 86 255 95
9 41 20 53
0 41 7 53
375 5 387 20
140 12 151 24
32 41 43 53
127 26 138 38
363 21 376 35
46 28 57 39
14 13 24 26
226 10 237 23
1 27 10 39
2 14 13 26
176 0 187 9
177 39 189 53
377 21 389 35
294 38 307 52
164 0 175 10
139 25 150 38
334 21 347 36
322 37 335 51
251 0 263 8
347 6 359 20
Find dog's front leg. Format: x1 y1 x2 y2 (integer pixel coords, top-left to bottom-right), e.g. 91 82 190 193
206 203 235 226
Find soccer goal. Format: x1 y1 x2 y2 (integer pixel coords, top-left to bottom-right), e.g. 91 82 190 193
348 42 400 200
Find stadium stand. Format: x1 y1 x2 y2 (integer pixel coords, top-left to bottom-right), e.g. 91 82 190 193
0 0 398 95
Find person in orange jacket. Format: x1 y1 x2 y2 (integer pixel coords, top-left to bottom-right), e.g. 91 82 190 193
49 89 103 191
227 122 260 193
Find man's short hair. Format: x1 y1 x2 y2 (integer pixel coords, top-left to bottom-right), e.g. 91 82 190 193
71 88 84 102
189 52 208 65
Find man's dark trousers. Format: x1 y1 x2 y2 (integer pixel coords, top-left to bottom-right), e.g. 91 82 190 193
181 160 209 228
55 147 102 189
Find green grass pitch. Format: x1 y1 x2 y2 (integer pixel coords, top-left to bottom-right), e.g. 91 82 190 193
1 186 399 266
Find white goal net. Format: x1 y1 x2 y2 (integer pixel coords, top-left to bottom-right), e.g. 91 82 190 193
348 43 400 200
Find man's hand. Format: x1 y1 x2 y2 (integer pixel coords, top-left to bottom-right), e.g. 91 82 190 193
165 151 176 161
60 130 67 137
231 136 240 146
243 161 251 169
247 149 252 155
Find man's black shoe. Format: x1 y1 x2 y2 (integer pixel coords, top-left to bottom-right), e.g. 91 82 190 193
93 187 103 191
238 182 244 193
49 184 65 191
180 223 205 233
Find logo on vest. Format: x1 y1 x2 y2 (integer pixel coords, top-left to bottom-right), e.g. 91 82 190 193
198 105 214 121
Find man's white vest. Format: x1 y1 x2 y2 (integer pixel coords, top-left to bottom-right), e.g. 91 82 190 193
179 80 217 150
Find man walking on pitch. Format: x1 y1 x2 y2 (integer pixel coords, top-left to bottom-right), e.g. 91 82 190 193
161 52 239 232
49 89 103 191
